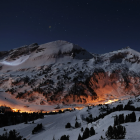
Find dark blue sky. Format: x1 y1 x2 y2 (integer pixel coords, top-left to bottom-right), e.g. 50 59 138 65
0 0 140 54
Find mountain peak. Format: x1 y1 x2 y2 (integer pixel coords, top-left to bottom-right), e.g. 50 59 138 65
0 40 93 68
121 46 131 50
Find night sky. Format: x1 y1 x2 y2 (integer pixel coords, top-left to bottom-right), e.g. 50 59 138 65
0 0 140 54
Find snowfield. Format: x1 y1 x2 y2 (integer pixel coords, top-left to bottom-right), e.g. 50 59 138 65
1 96 140 140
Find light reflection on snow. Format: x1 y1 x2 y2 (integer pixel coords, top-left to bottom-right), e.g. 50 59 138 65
0 55 29 66
74 106 85 110
105 99 119 104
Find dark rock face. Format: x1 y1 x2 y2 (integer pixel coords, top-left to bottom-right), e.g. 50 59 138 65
110 52 128 63
6 43 39 60
37 68 140 105
0 51 9 58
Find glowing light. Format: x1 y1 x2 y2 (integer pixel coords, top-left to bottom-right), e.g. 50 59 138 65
105 99 119 104
12 109 18 112
75 106 84 110
12 108 33 113
7 99 120 114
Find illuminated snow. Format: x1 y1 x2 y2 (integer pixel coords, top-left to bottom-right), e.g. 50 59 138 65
0 55 29 66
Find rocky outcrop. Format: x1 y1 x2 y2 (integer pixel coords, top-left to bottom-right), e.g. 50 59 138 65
0 51 9 58
6 43 39 60
47 68 140 105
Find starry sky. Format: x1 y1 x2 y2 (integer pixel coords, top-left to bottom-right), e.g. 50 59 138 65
0 0 140 54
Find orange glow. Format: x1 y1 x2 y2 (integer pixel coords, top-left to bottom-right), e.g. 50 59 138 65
46 108 73 113
12 108 33 113
12 108 18 112
105 99 119 104
75 106 85 110
3 98 120 114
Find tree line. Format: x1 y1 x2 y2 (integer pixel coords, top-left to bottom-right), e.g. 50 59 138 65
0 112 44 127
0 129 26 140
114 112 136 126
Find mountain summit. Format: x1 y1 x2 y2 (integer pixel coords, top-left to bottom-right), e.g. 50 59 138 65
0 40 93 68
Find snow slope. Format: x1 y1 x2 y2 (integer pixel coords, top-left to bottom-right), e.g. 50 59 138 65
0 96 140 139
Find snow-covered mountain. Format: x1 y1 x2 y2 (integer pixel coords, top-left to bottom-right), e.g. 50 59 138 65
0 40 140 111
